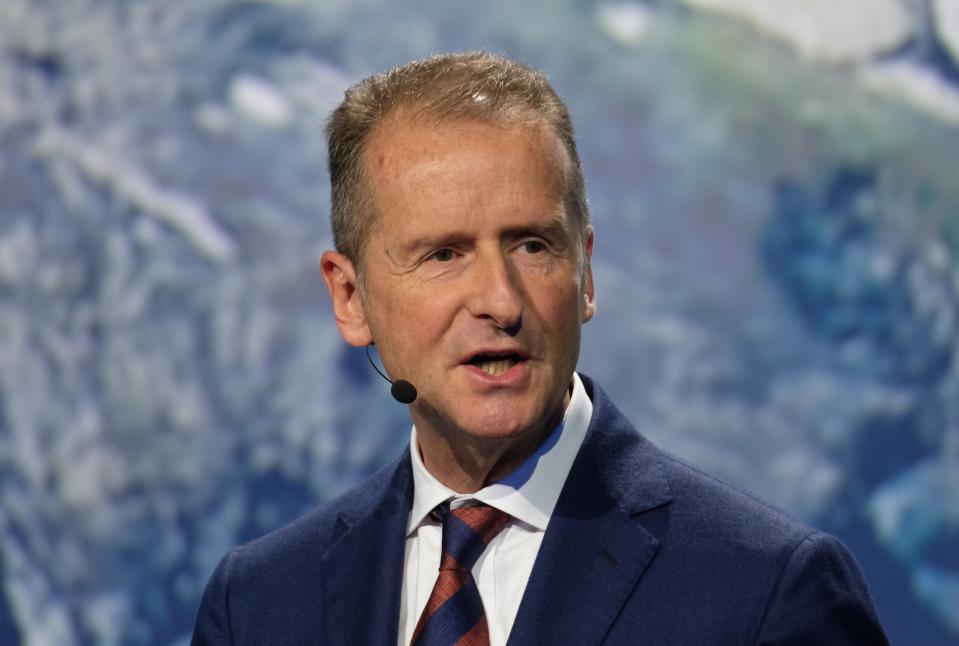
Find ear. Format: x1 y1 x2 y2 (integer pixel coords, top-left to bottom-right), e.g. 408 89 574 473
320 251 373 346
581 225 596 323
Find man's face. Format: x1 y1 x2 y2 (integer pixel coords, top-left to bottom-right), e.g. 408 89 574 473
332 118 594 447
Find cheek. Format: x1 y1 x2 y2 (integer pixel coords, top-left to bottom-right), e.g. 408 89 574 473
380 291 453 351
529 288 581 345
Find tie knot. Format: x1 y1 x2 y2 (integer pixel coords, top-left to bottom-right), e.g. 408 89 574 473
438 504 510 572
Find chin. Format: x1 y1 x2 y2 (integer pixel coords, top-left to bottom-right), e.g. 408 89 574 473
452 402 553 443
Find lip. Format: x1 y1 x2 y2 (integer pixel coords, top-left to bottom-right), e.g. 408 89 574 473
462 360 530 387
459 347 532 387
460 347 532 364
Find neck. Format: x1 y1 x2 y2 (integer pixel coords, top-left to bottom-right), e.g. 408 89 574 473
413 390 570 493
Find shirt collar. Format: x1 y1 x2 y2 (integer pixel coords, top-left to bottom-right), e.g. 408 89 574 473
407 372 593 535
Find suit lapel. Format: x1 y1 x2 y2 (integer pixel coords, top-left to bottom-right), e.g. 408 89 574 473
507 377 673 645
321 452 413 646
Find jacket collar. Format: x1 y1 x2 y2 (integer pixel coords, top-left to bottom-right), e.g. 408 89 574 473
507 374 673 645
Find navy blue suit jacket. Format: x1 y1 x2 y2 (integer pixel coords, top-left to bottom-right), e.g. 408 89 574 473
192 376 888 645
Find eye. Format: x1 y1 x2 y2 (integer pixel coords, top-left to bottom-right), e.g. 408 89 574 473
521 240 546 254
428 248 456 262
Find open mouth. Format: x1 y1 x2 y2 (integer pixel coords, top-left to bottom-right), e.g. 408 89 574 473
467 353 524 376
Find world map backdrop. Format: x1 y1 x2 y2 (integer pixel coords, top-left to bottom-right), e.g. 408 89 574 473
1 1 958 644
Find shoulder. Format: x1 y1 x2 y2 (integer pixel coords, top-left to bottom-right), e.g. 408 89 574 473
621 428 848 588
656 448 815 551
191 453 411 644
232 451 409 572
652 450 881 614
615 451 889 644
582 378 887 642
199 451 410 601
582 375 815 553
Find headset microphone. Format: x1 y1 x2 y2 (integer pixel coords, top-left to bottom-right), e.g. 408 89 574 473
365 344 418 404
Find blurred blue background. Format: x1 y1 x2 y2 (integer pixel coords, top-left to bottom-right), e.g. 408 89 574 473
1 0 958 644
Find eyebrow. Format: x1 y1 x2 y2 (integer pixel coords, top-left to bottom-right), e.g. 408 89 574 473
507 213 569 236
398 214 572 256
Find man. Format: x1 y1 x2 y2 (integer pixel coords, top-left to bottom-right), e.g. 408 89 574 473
192 52 888 645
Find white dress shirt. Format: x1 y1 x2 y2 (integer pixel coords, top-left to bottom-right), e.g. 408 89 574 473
398 372 593 646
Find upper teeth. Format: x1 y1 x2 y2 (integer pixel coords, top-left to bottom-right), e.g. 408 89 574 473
477 358 514 376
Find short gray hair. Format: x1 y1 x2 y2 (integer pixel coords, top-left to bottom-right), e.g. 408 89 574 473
326 51 589 267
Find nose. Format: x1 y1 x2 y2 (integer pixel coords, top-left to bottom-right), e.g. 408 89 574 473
466 248 524 331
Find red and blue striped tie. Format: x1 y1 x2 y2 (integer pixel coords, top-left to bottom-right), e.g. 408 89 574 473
410 504 511 646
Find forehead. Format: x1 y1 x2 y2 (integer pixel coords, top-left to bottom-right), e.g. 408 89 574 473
361 117 571 225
